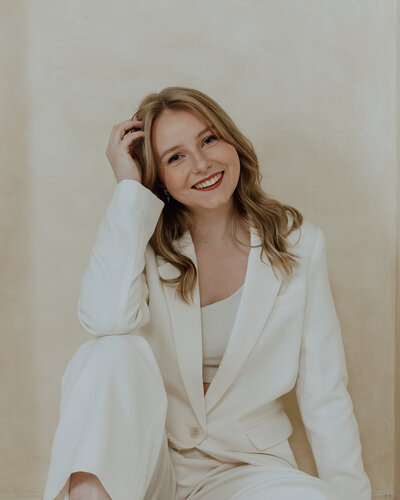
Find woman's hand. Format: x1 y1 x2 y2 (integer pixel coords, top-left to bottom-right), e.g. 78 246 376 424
105 118 145 184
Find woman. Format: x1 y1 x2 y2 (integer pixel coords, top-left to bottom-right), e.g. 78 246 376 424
44 87 371 500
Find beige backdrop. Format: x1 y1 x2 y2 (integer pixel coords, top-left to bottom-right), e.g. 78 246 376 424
1 1 398 498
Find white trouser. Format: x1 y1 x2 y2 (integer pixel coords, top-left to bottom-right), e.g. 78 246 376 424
43 334 338 500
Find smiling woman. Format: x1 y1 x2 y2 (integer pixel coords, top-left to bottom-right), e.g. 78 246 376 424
43 86 371 500
129 87 305 306
151 108 241 219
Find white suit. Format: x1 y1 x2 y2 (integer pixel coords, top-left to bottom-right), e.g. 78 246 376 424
44 179 371 500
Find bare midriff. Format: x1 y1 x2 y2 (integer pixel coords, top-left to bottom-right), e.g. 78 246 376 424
203 382 210 395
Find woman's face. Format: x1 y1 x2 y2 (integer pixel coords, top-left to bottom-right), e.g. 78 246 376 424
151 108 240 215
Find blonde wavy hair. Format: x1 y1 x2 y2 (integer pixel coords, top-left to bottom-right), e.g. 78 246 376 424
131 86 303 305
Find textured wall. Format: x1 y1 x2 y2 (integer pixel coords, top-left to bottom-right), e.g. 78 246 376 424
0 1 397 498
395 0 400 496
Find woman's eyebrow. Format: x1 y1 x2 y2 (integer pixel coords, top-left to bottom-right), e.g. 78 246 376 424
160 126 216 161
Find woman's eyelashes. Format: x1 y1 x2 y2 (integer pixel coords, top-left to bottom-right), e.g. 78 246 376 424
167 153 182 164
167 135 217 164
203 135 217 145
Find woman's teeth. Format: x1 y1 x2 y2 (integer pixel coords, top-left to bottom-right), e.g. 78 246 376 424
193 172 223 189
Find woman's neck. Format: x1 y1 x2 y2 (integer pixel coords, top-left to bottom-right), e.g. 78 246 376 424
189 197 234 241
190 213 249 250
190 217 235 246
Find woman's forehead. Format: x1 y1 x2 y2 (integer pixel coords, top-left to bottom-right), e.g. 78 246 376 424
151 108 215 151
153 108 209 133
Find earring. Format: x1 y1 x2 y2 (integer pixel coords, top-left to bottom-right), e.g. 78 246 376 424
163 188 170 202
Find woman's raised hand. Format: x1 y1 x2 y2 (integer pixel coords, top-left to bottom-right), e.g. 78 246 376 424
105 119 145 184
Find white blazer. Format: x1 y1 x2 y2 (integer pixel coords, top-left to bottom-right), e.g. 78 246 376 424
77 179 371 499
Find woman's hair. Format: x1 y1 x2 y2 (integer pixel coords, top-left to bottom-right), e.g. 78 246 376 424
131 86 303 305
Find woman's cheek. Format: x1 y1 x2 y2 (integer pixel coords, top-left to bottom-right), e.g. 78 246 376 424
168 172 187 193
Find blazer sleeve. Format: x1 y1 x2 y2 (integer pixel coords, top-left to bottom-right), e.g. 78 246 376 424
295 227 372 499
77 179 165 336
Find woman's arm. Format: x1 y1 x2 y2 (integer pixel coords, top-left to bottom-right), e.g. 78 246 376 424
295 227 371 500
77 179 164 336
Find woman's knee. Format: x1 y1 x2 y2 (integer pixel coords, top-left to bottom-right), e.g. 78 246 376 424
61 334 165 401
90 334 162 378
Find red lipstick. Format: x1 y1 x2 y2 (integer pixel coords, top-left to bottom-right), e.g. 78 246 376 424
191 171 224 189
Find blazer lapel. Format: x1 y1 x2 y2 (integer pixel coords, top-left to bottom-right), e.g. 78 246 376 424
204 227 283 413
157 232 206 428
156 226 284 423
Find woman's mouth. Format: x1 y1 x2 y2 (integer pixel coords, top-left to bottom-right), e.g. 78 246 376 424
192 171 224 191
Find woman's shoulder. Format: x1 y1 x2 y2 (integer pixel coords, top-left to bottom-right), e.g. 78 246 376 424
285 213 322 257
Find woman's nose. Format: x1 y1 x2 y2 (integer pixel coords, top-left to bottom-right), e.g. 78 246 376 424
192 150 210 173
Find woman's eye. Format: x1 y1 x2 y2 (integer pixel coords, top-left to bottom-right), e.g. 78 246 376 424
167 136 217 164
167 154 182 164
203 135 217 145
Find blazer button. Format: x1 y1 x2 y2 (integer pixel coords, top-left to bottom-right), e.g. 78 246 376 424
190 426 200 438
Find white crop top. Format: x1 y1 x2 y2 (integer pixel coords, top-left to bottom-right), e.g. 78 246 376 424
201 284 243 384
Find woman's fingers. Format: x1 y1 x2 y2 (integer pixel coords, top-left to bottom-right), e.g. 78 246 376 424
105 118 145 184
109 119 143 144
118 119 143 140
106 119 142 153
120 129 145 151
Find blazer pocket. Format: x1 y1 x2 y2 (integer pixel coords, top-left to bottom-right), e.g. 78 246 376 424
274 292 303 308
245 408 293 450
